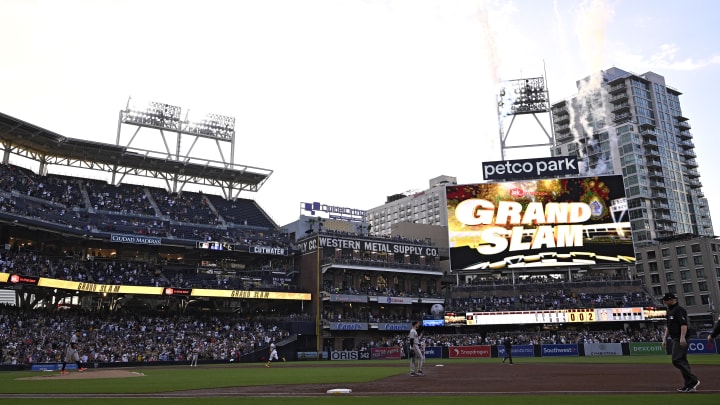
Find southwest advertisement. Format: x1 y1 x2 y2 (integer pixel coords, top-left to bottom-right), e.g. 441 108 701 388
446 175 635 271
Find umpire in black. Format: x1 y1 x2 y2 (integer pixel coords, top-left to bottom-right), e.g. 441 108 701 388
661 292 700 392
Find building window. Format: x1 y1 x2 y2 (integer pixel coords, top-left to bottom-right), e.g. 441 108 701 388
663 260 672 270
685 295 696 306
661 248 669 257
680 270 690 280
691 244 701 253
678 257 688 268
676 246 686 255
648 262 658 272
635 263 644 273
650 274 660 283
698 281 708 292
693 256 703 266
701 295 711 305
696 268 706 278
646 251 656 260
665 272 675 282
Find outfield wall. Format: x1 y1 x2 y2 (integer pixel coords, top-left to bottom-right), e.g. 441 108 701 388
316 339 718 360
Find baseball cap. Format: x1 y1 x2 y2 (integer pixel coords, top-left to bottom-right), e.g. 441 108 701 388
662 292 677 301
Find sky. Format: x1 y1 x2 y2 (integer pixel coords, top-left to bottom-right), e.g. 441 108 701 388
2 0 720 228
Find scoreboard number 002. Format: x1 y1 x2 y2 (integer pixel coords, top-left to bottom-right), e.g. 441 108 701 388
568 310 595 323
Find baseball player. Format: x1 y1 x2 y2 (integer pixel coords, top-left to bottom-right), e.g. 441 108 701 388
266 343 278 367
190 345 199 367
61 343 86 374
408 321 423 376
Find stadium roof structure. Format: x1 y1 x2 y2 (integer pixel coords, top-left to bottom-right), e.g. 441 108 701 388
0 111 273 198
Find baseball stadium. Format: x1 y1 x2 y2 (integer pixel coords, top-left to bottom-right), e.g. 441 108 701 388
0 107 718 403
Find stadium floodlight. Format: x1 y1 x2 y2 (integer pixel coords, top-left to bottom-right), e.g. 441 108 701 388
121 97 182 130
184 110 236 141
497 77 549 116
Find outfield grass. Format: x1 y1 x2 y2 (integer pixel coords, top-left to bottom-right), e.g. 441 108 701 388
0 356 718 404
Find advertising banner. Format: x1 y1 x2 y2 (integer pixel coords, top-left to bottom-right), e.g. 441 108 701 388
446 175 634 271
330 350 360 361
498 344 535 358
448 345 491 358
687 339 718 354
329 322 368 331
629 342 665 356
541 344 579 357
583 342 623 356
377 322 413 331
371 346 402 360
424 346 443 359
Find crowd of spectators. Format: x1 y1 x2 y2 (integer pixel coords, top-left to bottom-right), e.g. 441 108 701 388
0 163 287 249
449 289 656 312
0 306 295 366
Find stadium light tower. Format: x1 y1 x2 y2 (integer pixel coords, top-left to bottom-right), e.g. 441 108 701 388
117 97 240 193
496 75 555 161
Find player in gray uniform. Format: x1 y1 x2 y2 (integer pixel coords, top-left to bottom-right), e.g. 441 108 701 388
408 321 423 376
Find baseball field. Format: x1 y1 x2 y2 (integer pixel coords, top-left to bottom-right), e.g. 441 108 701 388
1 356 718 404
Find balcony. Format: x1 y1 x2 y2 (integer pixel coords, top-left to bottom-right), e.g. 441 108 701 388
681 149 697 159
683 159 698 168
678 130 693 140
652 201 670 210
654 213 674 223
554 114 570 125
612 112 632 123
644 147 660 158
555 131 574 143
608 83 627 94
679 140 695 150
688 179 702 189
649 179 666 189
655 223 675 233
609 93 629 103
644 138 659 147
646 158 662 169
651 191 668 199
638 121 656 130
676 121 691 131
640 128 657 139
686 169 700 179
555 124 571 134
647 169 664 179
611 103 631 114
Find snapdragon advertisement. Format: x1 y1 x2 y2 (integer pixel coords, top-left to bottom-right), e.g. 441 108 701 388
446 175 635 271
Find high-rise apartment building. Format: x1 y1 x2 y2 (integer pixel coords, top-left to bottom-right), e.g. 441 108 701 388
551 68 718 322
367 175 455 236
551 67 714 247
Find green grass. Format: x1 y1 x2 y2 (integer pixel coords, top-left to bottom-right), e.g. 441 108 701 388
4 397 720 405
1 357 719 404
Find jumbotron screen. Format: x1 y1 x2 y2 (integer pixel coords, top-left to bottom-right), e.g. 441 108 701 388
446 175 635 271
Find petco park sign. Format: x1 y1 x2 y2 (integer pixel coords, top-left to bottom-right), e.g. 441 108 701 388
482 156 578 181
